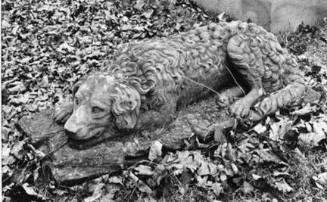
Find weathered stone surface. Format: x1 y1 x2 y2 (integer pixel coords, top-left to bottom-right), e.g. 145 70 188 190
18 111 65 146
51 141 125 182
19 91 238 182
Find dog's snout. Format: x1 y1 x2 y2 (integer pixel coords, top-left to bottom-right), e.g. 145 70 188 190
64 118 79 134
64 115 85 140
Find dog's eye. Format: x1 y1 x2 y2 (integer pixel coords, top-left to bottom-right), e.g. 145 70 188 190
92 106 104 114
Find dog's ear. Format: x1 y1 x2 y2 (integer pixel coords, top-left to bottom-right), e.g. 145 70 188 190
111 84 141 130
72 81 82 95
72 73 96 97
72 76 88 95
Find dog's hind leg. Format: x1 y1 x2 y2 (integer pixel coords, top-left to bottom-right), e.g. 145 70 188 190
226 34 266 118
248 59 322 121
248 84 321 121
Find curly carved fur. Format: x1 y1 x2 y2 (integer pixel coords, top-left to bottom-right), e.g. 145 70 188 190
57 21 308 140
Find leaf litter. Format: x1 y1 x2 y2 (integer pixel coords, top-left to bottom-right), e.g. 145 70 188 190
2 0 327 201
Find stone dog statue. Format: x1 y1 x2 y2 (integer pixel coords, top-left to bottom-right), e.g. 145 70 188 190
55 21 311 140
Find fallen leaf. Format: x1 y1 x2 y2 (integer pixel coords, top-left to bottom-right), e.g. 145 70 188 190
2 144 11 164
134 0 146 10
217 12 226 21
101 184 120 202
142 9 154 19
315 172 327 185
57 42 75 53
274 180 293 193
255 149 282 164
7 81 26 93
253 123 267 134
197 161 218 176
242 181 254 194
291 103 317 115
84 183 105 202
10 141 25 160
252 174 262 180
299 119 327 146
269 119 292 141
22 183 38 196
134 177 152 194
108 176 123 185
148 141 162 161
211 182 223 196
134 165 154 176
22 183 46 200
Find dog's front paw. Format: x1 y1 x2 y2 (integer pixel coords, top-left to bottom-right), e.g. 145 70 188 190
54 102 73 124
230 99 251 118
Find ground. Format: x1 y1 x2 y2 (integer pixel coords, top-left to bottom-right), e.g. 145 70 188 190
1 0 327 201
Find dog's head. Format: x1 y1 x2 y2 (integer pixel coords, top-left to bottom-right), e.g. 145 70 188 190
64 73 141 140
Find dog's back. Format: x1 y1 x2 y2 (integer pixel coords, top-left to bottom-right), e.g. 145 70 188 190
105 21 299 108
